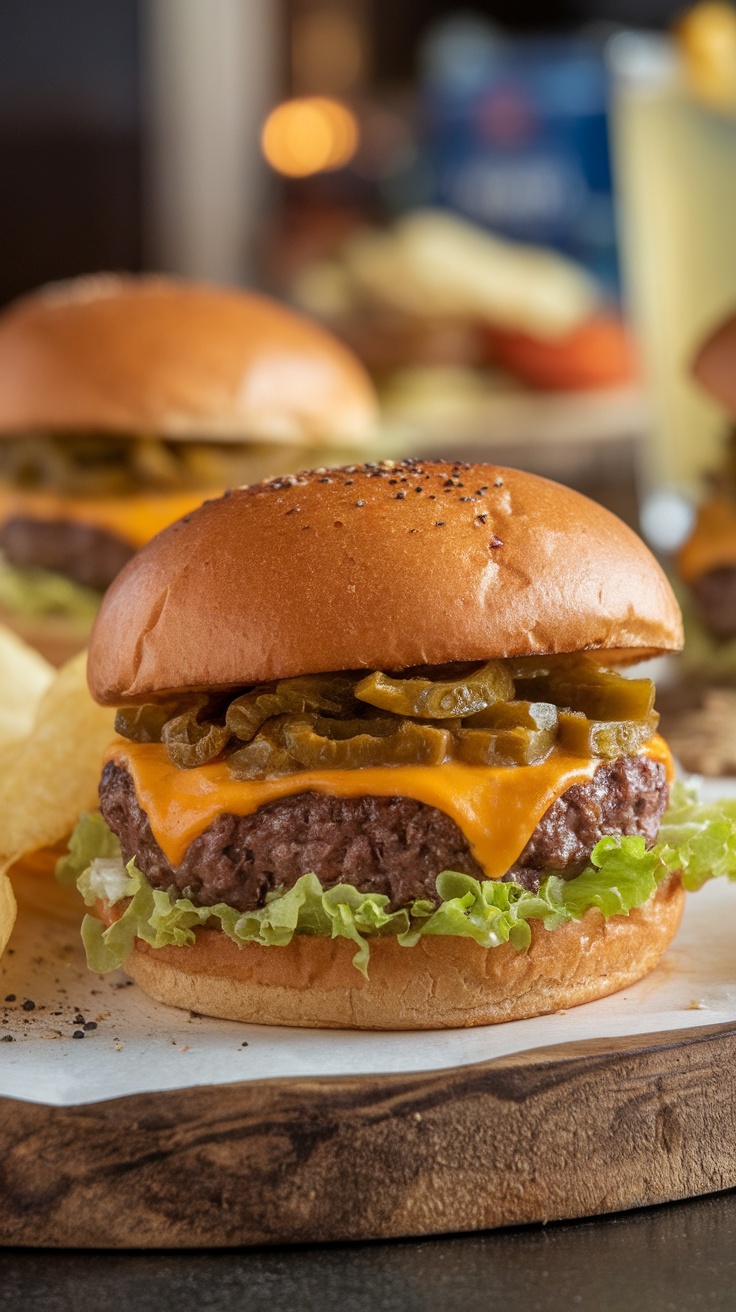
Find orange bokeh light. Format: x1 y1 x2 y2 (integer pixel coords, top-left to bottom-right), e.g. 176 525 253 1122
261 97 359 177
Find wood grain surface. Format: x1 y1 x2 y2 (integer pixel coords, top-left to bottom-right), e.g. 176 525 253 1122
1 1020 735 1249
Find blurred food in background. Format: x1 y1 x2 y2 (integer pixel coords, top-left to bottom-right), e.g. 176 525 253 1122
293 206 636 390
674 310 736 665
0 274 378 664
288 206 640 518
657 307 736 774
261 16 647 524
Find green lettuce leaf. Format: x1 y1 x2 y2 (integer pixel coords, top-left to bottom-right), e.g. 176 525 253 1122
59 783 736 978
0 560 99 627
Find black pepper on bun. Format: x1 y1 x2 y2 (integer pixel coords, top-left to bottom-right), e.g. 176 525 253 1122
70 459 684 1030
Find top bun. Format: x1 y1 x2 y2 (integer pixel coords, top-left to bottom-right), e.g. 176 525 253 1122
0 275 378 445
88 460 683 704
692 310 736 413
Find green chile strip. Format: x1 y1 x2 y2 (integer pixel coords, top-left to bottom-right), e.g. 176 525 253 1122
557 711 660 759
161 703 230 769
114 657 659 778
515 660 655 721
355 660 514 719
226 674 357 742
114 700 185 744
283 715 452 769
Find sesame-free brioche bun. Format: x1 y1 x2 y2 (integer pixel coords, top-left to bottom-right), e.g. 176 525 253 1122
0 274 378 444
117 874 684 1029
88 459 683 704
692 309 736 413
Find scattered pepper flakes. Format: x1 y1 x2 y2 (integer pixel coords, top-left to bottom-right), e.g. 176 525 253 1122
21 1000 35 1012
490 535 504 548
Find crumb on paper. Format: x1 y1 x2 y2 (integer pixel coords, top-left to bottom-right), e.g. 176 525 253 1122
688 998 708 1010
180 1045 190 1053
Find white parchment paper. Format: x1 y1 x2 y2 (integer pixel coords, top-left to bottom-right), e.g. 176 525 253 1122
1 778 735 1109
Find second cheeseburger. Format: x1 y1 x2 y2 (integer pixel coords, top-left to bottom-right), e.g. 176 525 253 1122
68 459 684 1029
0 275 377 661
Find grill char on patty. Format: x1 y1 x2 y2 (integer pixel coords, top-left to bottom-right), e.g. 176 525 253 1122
98 755 668 912
0 516 135 592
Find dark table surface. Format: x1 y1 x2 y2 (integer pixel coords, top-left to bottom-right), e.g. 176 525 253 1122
3 1188 736 1312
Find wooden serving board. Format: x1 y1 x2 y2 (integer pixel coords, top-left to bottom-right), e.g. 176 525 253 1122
1 1020 735 1248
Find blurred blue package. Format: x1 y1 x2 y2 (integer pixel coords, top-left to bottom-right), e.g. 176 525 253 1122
420 18 617 290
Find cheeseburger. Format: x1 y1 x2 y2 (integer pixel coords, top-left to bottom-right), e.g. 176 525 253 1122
0 275 377 662
676 305 736 640
678 309 736 644
65 459 686 1030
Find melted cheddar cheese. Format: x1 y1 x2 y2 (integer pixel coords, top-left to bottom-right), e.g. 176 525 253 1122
678 495 736 583
0 486 215 548
108 735 674 879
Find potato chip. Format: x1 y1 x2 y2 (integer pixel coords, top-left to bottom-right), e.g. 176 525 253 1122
0 623 53 748
0 650 116 864
0 867 16 960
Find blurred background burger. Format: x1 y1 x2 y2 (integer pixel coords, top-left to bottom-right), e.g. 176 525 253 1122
0 275 378 663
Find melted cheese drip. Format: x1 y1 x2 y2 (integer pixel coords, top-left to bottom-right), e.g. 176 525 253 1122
0 486 215 548
678 495 736 583
109 736 674 880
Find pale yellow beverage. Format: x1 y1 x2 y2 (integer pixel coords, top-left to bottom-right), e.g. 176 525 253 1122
610 31 736 517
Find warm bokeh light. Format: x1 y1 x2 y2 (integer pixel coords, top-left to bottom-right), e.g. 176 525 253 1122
261 97 359 177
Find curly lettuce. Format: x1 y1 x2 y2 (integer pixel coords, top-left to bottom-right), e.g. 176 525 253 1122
0 560 99 627
57 783 736 978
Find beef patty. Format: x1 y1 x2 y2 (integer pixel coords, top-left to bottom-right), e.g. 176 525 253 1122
0 516 135 592
99 755 668 912
691 566 736 640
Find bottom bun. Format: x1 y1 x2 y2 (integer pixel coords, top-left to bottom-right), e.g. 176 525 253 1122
123 874 685 1030
0 607 89 667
